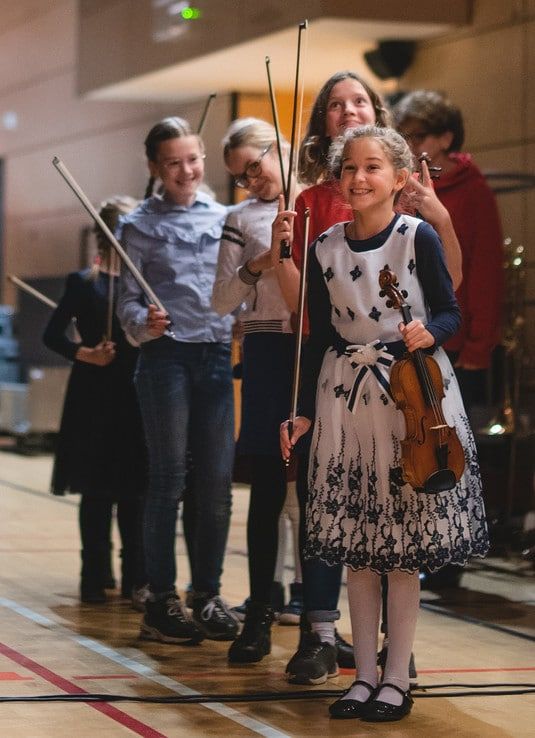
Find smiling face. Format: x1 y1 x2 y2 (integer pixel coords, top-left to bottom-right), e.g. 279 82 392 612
149 135 205 206
339 138 408 214
325 78 377 139
225 144 284 201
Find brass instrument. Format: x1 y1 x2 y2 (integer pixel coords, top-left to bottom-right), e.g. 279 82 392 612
482 237 529 437
480 237 534 526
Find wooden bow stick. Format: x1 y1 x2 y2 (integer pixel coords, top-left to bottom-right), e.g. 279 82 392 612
52 157 173 335
8 274 57 309
285 207 310 465
265 20 308 261
9 273 81 342
197 93 216 135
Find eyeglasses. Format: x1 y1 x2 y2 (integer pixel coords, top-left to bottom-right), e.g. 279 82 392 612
160 154 206 173
234 145 272 188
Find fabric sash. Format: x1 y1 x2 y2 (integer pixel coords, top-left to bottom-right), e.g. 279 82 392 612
343 339 395 413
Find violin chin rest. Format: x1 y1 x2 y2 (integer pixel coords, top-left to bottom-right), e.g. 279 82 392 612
422 469 458 494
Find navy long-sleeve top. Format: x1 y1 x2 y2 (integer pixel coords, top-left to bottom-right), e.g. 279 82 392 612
299 216 461 418
43 270 136 366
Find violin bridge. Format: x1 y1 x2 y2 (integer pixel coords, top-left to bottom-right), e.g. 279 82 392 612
430 424 448 430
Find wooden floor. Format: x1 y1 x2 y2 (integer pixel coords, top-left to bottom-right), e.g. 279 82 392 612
0 449 534 738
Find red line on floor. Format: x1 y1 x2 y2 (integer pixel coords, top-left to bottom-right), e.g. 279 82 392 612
0 641 166 738
0 672 34 680
417 667 535 674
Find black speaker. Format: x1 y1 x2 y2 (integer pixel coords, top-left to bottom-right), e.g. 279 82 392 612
364 40 416 80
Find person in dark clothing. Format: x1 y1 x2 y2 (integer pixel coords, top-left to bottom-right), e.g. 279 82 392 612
43 196 147 605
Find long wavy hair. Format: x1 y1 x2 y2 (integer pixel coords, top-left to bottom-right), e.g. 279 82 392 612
298 71 391 186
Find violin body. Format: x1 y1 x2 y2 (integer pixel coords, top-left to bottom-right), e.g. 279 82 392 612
378 267 466 493
390 353 465 492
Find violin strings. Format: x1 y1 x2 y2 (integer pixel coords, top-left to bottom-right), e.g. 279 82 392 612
414 349 446 445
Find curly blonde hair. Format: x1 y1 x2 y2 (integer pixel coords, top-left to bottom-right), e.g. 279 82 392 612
328 126 413 180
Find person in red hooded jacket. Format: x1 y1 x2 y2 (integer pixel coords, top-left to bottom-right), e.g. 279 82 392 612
393 90 504 412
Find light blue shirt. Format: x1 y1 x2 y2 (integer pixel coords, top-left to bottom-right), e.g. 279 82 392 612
117 192 233 344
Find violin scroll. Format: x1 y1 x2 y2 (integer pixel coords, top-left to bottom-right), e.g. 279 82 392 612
417 152 441 180
378 269 408 312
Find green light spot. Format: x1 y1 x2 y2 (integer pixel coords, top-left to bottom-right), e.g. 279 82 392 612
181 7 201 20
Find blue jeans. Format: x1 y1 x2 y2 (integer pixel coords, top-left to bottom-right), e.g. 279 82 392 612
135 338 234 597
296 454 341 622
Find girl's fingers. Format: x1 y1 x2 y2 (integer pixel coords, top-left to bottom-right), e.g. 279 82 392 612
420 158 432 188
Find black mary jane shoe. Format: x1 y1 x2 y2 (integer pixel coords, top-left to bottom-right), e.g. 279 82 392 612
360 682 413 722
328 679 376 719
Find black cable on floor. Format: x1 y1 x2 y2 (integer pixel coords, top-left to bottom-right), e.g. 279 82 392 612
0 682 534 704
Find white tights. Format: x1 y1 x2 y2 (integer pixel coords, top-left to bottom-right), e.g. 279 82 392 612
343 568 420 706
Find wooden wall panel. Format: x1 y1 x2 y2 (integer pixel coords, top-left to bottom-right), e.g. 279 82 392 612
0 1 233 307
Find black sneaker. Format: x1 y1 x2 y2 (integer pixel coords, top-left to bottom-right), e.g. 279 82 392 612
192 595 239 641
335 629 355 668
140 594 204 644
228 602 274 663
285 631 339 685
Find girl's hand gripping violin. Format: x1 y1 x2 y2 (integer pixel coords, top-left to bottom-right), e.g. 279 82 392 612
379 268 465 493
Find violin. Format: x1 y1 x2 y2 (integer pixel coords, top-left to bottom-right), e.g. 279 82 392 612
378 268 465 493
417 152 441 180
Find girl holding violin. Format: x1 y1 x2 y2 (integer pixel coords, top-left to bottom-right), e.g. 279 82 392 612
279 126 488 722
283 70 463 687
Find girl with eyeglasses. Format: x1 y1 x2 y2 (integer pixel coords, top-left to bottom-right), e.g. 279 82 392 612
117 116 238 647
212 117 303 662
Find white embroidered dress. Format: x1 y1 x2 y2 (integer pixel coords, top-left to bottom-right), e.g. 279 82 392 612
305 215 489 574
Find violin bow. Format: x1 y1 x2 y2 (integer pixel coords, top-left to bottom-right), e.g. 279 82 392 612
8 274 58 309
278 19 308 261
197 93 216 135
52 157 173 331
286 207 310 465
105 250 116 342
9 273 82 342
265 56 289 206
